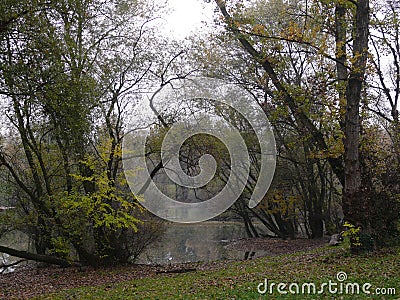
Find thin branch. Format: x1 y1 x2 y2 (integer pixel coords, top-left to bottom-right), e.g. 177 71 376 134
0 259 27 273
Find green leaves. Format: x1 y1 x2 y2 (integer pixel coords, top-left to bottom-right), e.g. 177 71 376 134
62 159 140 231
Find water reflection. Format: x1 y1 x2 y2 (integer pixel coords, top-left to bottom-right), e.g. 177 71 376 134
137 222 266 265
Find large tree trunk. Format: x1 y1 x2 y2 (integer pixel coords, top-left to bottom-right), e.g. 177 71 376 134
342 0 370 231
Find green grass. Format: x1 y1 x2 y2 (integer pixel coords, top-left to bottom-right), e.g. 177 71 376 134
37 242 400 299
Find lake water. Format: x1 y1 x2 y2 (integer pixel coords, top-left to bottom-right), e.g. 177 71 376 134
0 231 32 273
137 221 263 265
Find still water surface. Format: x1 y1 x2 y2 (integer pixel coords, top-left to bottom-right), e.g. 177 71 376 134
137 222 263 264
1 222 265 272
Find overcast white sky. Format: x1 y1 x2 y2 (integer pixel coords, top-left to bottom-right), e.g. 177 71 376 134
162 0 215 39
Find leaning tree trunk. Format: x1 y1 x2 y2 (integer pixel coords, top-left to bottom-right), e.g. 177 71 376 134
0 245 72 267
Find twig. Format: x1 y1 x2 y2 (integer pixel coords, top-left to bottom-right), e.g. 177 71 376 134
0 259 27 274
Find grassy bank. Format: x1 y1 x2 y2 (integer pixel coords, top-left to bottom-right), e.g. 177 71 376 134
37 242 399 299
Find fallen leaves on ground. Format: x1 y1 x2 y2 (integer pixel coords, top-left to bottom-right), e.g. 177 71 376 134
224 237 327 254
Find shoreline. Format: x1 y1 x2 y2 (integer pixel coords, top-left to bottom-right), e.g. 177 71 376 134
0 238 328 299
